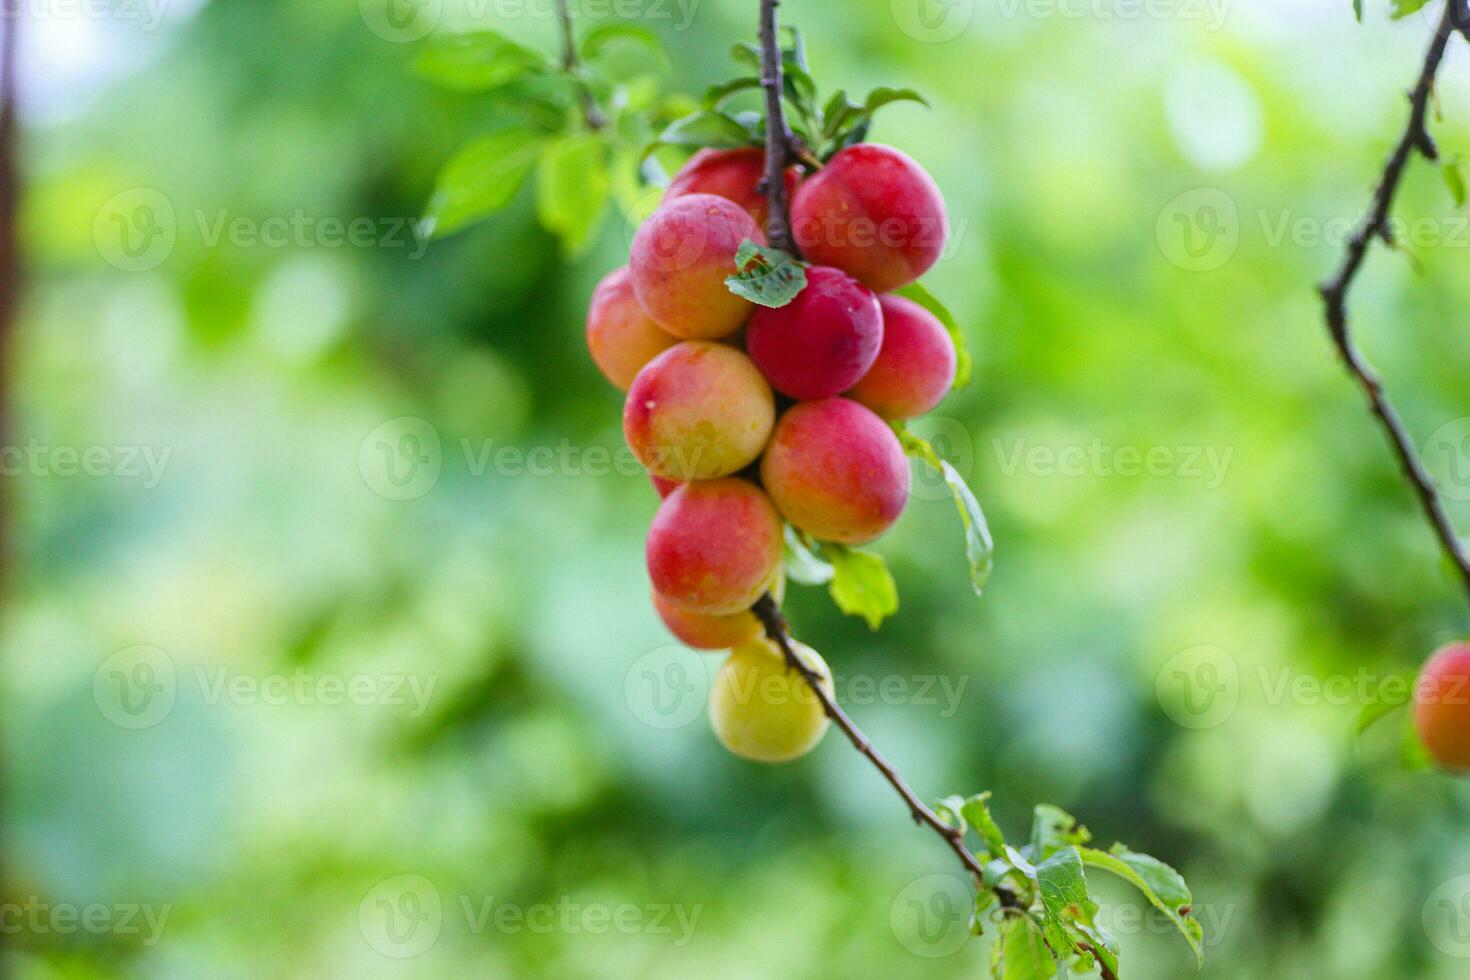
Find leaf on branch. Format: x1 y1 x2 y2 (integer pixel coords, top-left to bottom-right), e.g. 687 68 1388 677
961 792 1008 856
1352 0 1363 21
824 544 898 629
783 525 834 585
1034 847 1092 957
703 76 763 109
725 239 809 307
933 795 968 833
1390 0 1431 18
897 426 995 594
645 110 757 157
1444 158 1466 208
580 23 664 62
997 915 1058 980
1079 845 1204 965
1028 804 1091 862
420 129 543 239
895 280 973 389
412 31 548 92
535 134 610 257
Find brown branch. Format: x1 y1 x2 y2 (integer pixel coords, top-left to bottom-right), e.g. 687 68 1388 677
553 0 606 131
1318 0 1470 614
756 0 795 253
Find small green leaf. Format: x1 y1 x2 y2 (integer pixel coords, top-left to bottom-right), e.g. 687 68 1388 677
933 795 968 833
702 77 762 109
783 525 834 585
825 544 898 630
580 23 663 61
412 31 547 92
646 111 755 156
820 89 865 141
895 281 972 389
1445 159 1466 207
1079 846 1204 965
897 427 995 594
535 134 610 257
999 915 1058 979
1391 0 1430 18
1352 0 1363 20
1035 847 1091 957
730 42 762 69
725 239 809 307
1028 804 1091 861
865 85 931 114
960 792 1008 856
421 129 543 239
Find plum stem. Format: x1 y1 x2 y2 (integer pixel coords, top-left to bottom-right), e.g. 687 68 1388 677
554 0 607 131
1318 0 1470 616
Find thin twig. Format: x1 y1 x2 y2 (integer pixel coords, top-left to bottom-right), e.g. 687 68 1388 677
1318 0 1470 614
756 0 795 252
553 0 606 131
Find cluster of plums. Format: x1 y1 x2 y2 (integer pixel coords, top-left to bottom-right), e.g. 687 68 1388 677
586 143 955 762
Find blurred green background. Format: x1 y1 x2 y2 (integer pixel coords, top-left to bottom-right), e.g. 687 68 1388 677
10 0 1470 975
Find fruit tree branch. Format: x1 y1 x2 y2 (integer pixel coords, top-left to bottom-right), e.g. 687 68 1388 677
554 0 606 131
757 0 796 252
1317 0 1470 615
750 4 1008 901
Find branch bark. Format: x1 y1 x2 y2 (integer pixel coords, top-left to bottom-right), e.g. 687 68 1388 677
553 0 606 131
750 0 1006 901
1318 0 1470 614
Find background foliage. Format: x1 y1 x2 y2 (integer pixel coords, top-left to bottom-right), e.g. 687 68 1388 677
10 0 1470 975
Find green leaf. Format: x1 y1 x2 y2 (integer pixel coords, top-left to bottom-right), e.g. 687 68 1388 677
825 544 898 629
702 77 762 109
820 89 865 141
420 129 543 239
998 916 1058 979
865 85 931 114
897 427 995 594
725 239 808 307
646 111 755 157
1352 0 1362 20
895 281 972 389
1391 0 1430 18
1028 804 1091 861
580 23 663 62
730 42 762 69
1445 159 1466 207
1079 846 1204 965
535 134 610 257
1355 671 1413 735
412 31 547 92
782 525 834 585
961 792 1008 856
1035 847 1092 957
933 795 968 833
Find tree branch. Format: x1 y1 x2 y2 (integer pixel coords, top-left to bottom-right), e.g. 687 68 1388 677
1318 0 1470 614
553 0 606 131
749 2 1009 903
756 0 795 253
